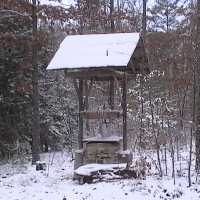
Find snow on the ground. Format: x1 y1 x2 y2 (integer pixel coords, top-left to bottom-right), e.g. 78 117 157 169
0 150 200 200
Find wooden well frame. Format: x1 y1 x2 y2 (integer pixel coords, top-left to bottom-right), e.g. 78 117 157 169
48 33 150 152
64 64 149 151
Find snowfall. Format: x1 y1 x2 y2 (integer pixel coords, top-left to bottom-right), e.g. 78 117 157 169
0 150 200 200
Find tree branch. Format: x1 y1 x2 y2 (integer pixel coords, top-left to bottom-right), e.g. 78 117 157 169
0 10 31 17
0 8 43 19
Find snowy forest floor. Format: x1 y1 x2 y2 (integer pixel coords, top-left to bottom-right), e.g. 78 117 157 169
0 150 200 200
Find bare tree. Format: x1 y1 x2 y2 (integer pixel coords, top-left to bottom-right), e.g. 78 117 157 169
31 0 41 164
195 0 200 173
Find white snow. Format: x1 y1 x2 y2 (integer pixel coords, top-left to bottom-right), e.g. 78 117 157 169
74 163 126 176
118 149 131 154
40 0 74 7
82 135 123 142
75 148 84 153
0 150 200 200
47 33 140 70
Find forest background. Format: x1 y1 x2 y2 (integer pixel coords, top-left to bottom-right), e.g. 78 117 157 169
0 0 200 185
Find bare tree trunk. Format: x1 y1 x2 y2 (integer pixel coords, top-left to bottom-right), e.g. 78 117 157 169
167 118 175 184
140 76 145 148
103 0 106 13
156 125 163 178
110 0 114 33
32 0 40 164
166 1 169 32
171 138 176 185
148 85 163 177
176 137 179 161
142 0 146 41
188 128 193 186
164 142 168 176
189 34 197 185
78 0 84 34
110 0 115 109
195 0 200 174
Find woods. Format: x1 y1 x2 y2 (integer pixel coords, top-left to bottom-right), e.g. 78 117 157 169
0 0 200 185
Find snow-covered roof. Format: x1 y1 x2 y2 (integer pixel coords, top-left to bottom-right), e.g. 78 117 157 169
47 33 142 70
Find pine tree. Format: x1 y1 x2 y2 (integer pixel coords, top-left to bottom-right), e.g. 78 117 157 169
0 0 34 156
0 0 74 160
148 0 183 32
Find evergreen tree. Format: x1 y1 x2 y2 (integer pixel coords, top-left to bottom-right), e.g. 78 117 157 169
0 0 75 159
0 0 33 155
148 0 183 32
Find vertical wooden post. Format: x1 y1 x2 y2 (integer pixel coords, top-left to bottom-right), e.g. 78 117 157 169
122 73 127 150
85 80 90 134
78 79 84 149
73 78 84 149
110 80 115 110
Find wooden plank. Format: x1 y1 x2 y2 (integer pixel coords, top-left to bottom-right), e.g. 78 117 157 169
114 70 134 80
65 69 114 78
65 69 134 80
80 110 121 119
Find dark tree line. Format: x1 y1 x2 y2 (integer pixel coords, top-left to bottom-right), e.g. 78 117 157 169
0 0 76 160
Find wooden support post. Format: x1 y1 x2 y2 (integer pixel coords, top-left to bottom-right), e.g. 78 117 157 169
122 73 127 150
78 79 84 149
84 79 93 134
114 76 122 103
83 78 94 109
110 80 115 110
73 78 84 149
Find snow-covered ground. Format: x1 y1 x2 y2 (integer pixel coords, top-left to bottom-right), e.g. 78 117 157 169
0 150 199 200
